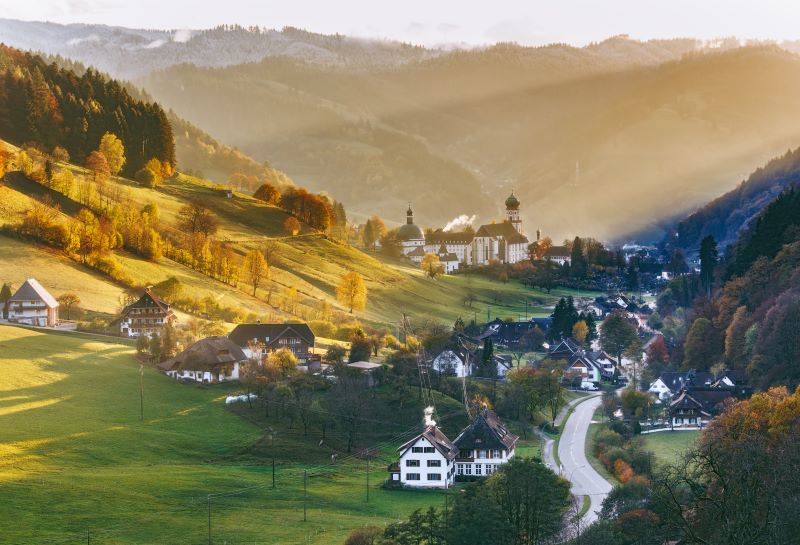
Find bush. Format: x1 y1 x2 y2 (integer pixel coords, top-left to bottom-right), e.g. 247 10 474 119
308 319 337 338
135 167 159 188
344 526 382 545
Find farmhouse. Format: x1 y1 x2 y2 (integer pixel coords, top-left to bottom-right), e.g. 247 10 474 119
390 410 458 488
4 278 59 327
159 336 247 383
543 246 571 265
229 323 315 363
648 370 715 401
564 353 602 384
431 348 470 377
454 409 519 478
119 288 176 338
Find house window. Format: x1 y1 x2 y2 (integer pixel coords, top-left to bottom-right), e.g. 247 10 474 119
423 447 435 453
465 466 472 475
457 464 464 474
478 450 486 459
406 473 420 481
412 447 424 453
493 450 501 459
427 473 441 481
406 459 420 467
427 460 441 467
475 464 482 475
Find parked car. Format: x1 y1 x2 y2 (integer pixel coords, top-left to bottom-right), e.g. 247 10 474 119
581 381 599 391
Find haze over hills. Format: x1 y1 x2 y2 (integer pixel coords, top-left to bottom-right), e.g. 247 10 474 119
140 44 800 239
7 19 800 239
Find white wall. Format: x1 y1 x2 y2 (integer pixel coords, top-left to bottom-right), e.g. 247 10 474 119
399 435 455 488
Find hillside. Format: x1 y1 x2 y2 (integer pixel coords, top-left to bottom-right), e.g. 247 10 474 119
672 146 800 253
1 137 577 331
0 325 474 543
137 45 800 239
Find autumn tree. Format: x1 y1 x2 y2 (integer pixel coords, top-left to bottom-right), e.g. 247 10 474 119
85 151 110 182
56 293 80 320
177 200 219 238
266 348 298 378
572 320 589 344
98 132 126 175
283 216 301 236
683 317 722 371
253 182 280 204
699 235 718 296
337 271 367 313
421 253 445 279
243 249 268 297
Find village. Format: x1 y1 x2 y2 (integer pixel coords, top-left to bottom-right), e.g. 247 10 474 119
0 267 752 497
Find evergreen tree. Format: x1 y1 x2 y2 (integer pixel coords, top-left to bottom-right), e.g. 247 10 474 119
699 235 718 296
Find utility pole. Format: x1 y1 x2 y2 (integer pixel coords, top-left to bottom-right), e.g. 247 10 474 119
87 529 90 545
444 492 449 544
139 364 144 422
272 458 275 489
207 495 211 545
366 457 370 503
303 470 308 522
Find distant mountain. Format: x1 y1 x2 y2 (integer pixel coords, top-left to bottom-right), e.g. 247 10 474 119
673 147 800 253
0 19 440 78
138 45 800 236
8 20 800 238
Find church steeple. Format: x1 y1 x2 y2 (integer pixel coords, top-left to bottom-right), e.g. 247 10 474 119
406 203 414 225
505 192 522 233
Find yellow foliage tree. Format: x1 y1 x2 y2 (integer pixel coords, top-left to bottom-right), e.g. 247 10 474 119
421 253 445 279
572 320 589 344
98 132 126 175
243 249 268 297
337 271 367 313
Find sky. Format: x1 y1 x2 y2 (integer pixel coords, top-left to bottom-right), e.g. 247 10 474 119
1 0 800 46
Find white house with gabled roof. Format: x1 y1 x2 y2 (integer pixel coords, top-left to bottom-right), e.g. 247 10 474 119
389 408 458 488
5 278 59 327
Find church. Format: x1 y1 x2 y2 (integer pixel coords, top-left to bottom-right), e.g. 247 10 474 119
398 193 530 270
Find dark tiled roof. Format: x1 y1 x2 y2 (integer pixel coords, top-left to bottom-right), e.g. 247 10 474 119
656 371 715 393
549 338 582 356
408 246 426 257
122 288 171 315
669 390 707 413
398 426 459 461
426 230 474 245
474 222 529 244
544 246 570 257
159 336 247 371
453 409 519 451
9 278 58 308
229 323 315 348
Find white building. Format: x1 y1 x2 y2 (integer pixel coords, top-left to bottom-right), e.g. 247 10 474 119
390 411 458 488
432 349 470 377
5 278 59 327
454 410 518 478
397 204 426 257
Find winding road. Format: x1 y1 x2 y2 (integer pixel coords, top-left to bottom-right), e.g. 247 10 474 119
541 393 613 527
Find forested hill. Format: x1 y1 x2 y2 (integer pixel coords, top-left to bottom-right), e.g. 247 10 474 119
0 45 174 177
672 146 800 253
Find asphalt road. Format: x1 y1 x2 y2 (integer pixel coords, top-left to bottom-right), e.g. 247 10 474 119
557 394 613 526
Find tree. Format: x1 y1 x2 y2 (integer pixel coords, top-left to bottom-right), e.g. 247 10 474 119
348 337 371 363
683 317 722 371
653 387 800 545
243 249 268 297
283 216 301 236
178 200 219 238
98 132 125 175
421 253 445 279
486 458 572 544
337 271 367 313
135 167 158 188
160 322 178 361
56 293 80 320
266 348 298 377
85 150 110 181
699 235 718 296
570 236 588 277
362 215 386 250
253 182 280 204
572 320 589 344
600 311 639 368
0 283 12 305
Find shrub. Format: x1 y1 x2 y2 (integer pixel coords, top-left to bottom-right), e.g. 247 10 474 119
308 319 337 338
135 167 159 188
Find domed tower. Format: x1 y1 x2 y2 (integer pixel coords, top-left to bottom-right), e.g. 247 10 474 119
505 192 522 233
397 203 425 254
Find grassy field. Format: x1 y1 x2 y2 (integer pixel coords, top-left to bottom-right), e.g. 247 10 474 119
641 430 700 467
0 325 465 544
1 139 600 331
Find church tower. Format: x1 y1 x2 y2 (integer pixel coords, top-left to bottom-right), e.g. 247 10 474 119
505 192 522 233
